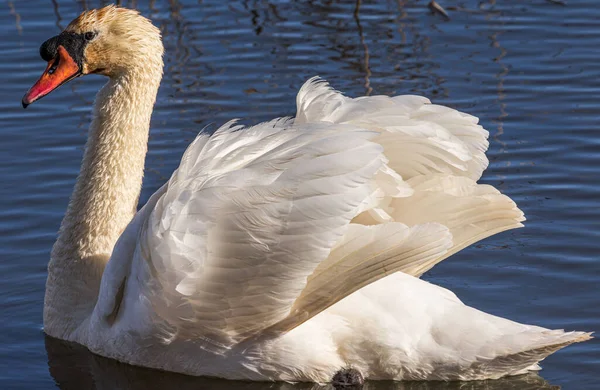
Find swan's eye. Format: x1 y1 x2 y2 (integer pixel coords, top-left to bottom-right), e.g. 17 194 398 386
84 31 97 41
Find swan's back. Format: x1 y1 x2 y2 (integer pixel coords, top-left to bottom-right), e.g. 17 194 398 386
92 77 589 381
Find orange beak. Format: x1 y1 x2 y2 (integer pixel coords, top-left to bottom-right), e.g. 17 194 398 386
22 45 81 108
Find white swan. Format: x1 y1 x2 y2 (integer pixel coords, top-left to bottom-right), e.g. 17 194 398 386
22 6 590 383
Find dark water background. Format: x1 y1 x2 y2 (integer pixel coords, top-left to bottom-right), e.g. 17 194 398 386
1 0 599 389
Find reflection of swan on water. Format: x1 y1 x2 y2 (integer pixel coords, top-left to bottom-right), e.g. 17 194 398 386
45 336 562 390
23 5 589 384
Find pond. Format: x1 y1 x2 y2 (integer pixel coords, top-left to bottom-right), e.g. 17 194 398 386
0 0 598 388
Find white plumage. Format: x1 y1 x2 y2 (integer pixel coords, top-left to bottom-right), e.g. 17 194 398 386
33 7 590 384
82 78 589 381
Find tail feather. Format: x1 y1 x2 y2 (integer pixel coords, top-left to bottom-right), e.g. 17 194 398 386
330 272 592 381
468 331 593 379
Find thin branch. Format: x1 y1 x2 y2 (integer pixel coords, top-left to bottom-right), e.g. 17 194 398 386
354 0 373 96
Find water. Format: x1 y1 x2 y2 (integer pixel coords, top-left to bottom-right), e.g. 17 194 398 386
0 0 598 388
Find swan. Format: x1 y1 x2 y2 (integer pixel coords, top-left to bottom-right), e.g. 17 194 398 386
22 5 590 383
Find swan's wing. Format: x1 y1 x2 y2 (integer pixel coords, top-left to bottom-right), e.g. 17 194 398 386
134 119 391 350
295 77 523 266
97 78 524 351
115 115 457 349
261 78 524 336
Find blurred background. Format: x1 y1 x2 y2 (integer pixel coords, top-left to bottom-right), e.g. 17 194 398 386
0 0 599 389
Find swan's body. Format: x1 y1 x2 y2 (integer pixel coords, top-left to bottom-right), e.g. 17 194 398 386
24 6 590 383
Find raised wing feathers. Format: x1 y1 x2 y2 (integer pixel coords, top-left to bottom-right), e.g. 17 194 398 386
137 120 385 350
296 76 489 181
116 77 525 351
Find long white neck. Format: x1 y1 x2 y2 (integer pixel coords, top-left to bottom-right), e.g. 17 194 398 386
45 65 162 338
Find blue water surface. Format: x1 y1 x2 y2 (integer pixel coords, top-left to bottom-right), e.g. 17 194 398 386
0 1 598 389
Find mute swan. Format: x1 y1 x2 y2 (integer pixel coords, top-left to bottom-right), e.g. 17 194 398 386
22 6 590 383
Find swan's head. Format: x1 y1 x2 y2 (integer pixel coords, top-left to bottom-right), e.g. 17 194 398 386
22 5 163 108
